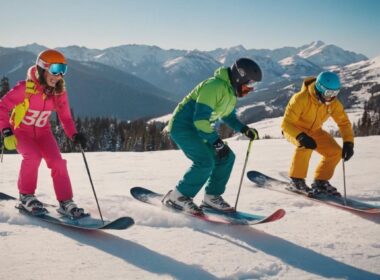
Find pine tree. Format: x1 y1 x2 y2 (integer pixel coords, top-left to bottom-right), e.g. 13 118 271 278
354 93 380 136
0 76 10 98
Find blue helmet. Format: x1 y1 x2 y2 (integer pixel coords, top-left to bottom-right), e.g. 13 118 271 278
315 72 341 99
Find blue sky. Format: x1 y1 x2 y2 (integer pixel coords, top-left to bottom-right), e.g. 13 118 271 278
1 0 379 57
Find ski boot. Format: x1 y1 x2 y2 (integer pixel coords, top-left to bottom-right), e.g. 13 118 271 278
288 178 311 195
310 180 341 197
201 194 235 212
18 194 48 216
57 200 89 219
162 188 203 215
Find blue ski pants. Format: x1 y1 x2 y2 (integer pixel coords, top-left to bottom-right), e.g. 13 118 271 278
170 127 235 198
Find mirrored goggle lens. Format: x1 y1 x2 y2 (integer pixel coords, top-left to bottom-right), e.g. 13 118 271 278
245 80 257 88
318 84 340 98
48 64 68 76
323 89 340 98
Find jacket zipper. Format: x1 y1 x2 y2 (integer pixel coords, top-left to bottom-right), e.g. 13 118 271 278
310 104 320 131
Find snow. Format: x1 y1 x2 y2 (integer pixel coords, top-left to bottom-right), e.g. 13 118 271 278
1 134 380 279
148 113 172 124
279 55 314 67
163 57 184 68
298 41 326 58
343 55 380 84
7 61 24 75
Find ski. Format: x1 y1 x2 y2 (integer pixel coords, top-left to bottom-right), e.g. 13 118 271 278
130 186 285 225
0 192 134 230
247 170 380 214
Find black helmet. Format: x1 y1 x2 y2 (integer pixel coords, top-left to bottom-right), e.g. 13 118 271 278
230 58 262 87
229 58 262 97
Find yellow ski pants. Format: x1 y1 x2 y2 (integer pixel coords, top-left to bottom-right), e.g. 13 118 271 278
284 129 342 180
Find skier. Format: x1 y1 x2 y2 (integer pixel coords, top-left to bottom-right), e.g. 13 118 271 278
163 58 262 214
0 49 88 218
281 71 354 196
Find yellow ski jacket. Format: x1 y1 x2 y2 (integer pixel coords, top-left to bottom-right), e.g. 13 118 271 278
281 77 354 143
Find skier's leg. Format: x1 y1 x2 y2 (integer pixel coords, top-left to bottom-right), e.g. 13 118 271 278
38 131 73 201
15 132 42 196
204 149 235 195
283 130 313 179
170 129 215 198
313 130 342 181
289 147 313 179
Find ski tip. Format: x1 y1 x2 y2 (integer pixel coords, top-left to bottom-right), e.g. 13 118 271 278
130 186 145 193
100 216 135 230
0 192 17 201
117 216 135 227
268 209 286 221
246 170 268 186
130 186 152 197
246 170 258 177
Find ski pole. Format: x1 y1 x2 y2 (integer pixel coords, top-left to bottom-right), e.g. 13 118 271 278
1 135 4 163
342 160 347 206
234 140 253 210
80 147 104 223
1 144 4 163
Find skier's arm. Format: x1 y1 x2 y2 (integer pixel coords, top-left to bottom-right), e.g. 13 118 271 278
281 93 305 138
55 92 77 139
0 82 26 130
331 102 354 143
222 109 245 132
193 83 220 144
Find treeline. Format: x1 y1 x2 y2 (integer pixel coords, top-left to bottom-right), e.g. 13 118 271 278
52 113 238 152
2 75 380 153
353 92 380 136
53 114 235 152
53 115 176 152
0 76 10 98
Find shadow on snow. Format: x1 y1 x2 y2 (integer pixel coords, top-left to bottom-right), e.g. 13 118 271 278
200 224 380 280
38 223 219 280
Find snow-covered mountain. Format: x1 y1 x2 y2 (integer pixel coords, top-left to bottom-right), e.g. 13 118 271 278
13 41 367 98
341 55 380 86
298 41 367 67
236 55 380 124
1 42 376 122
337 55 380 108
162 51 221 96
0 48 177 120
279 55 322 77
16 43 47 56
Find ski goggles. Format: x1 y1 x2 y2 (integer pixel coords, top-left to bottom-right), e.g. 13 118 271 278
242 80 256 88
242 80 257 91
316 83 340 98
47 63 68 76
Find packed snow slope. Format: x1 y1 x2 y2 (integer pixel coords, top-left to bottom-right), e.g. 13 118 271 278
1 136 380 280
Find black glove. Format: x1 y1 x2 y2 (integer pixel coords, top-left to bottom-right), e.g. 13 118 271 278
241 126 259 140
213 138 231 160
342 142 354 161
296 132 317 149
72 133 87 149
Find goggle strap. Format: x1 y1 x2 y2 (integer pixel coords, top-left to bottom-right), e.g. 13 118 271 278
36 59 48 69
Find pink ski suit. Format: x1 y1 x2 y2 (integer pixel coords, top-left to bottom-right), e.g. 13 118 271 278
0 66 77 201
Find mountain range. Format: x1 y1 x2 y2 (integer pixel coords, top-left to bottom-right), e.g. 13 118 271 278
0 47 177 120
1 41 378 122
